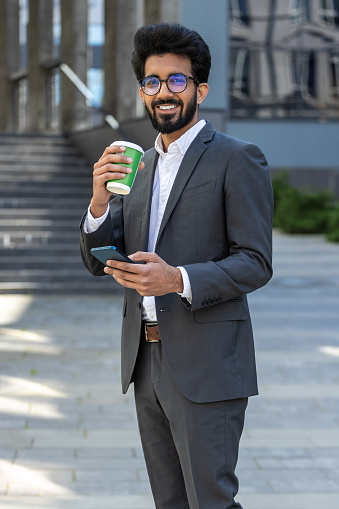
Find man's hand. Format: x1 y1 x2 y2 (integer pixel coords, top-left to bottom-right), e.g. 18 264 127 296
104 252 184 296
90 145 145 218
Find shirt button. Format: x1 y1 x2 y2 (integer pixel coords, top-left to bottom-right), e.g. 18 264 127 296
149 314 154 320
165 167 170 173
161 196 166 203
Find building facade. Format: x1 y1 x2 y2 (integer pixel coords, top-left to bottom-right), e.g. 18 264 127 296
0 0 338 194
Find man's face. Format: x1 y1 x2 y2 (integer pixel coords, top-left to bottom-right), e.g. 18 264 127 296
140 54 199 135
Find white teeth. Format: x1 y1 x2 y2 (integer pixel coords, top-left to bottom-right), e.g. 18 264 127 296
159 105 176 110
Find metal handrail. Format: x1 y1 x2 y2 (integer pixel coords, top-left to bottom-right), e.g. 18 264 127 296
43 59 120 131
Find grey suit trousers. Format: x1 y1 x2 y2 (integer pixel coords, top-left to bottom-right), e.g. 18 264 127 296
133 337 248 509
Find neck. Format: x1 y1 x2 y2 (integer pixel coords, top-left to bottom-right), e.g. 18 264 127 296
160 117 199 153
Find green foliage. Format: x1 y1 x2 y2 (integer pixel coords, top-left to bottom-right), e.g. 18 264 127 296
271 171 291 228
271 171 338 239
326 205 339 242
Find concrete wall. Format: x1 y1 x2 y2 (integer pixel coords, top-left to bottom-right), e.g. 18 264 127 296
227 120 339 169
180 0 228 117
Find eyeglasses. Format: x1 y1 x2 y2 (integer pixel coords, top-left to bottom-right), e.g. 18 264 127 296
139 74 199 96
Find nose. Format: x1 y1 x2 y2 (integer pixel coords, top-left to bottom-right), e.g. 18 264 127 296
157 80 174 98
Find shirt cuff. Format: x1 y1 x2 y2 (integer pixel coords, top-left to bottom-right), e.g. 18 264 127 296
177 266 192 304
83 204 110 234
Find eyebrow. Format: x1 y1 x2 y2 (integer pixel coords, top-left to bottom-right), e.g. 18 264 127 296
143 73 185 79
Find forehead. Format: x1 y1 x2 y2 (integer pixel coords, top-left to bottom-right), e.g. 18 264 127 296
144 53 193 77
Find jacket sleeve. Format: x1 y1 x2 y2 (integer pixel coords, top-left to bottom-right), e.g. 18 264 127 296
80 195 125 277
184 143 274 311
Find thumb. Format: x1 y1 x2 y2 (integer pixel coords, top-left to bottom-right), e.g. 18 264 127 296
129 251 155 263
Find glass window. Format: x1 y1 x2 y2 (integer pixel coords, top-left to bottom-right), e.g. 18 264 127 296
229 0 339 119
289 0 311 23
320 0 339 27
329 52 339 98
229 0 251 26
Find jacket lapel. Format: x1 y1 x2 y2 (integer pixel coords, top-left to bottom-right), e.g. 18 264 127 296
155 122 215 250
141 149 158 251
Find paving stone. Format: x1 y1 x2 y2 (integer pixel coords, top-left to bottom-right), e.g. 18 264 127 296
0 232 339 507
237 493 339 509
0 495 155 508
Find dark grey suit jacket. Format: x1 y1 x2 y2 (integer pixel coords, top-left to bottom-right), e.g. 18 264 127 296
80 121 273 403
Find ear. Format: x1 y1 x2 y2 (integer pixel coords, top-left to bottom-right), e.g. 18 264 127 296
139 87 145 102
196 83 209 106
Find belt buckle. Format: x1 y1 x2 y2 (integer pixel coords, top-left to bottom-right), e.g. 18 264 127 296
145 323 160 343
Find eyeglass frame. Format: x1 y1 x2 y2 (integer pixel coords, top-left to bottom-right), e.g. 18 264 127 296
139 73 199 96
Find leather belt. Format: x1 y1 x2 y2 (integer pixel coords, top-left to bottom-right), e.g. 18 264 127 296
144 322 161 342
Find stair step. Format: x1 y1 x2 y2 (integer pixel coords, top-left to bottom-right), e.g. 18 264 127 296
0 268 95 278
0 243 80 251
0 134 72 145
0 207 85 215
0 254 82 263
0 231 83 240
0 164 92 174
0 280 119 294
0 143 80 155
0 133 100 293
0 197 89 208
0 177 91 187
0 153 87 164
0 186 93 197
0 218 80 229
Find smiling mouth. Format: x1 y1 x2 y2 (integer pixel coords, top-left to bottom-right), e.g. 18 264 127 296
158 104 177 110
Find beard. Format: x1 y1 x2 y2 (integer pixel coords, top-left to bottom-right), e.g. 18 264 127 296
144 94 198 134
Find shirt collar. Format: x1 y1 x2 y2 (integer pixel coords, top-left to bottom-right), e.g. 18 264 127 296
154 119 206 157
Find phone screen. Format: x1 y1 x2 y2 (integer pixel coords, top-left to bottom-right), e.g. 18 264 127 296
90 246 135 265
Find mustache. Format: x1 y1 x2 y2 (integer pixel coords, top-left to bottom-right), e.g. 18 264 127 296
152 99 182 108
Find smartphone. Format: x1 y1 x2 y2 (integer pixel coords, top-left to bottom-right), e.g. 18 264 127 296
90 246 135 265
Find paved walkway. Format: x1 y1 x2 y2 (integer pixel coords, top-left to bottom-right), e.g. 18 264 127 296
0 231 339 509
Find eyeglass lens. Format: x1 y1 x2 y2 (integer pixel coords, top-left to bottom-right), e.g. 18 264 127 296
142 74 187 95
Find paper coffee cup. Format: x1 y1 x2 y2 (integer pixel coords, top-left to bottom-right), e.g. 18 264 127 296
106 141 144 195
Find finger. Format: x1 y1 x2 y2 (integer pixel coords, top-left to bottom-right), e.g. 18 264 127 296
94 168 132 184
113 276 147 293
94 156 133 172
98 145 126 161
106 260 145 275
105 268 147 290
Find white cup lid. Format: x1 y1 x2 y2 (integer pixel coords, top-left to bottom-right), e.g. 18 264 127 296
110 140 144 154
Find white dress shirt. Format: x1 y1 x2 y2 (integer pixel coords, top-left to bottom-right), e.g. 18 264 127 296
83 119 206 322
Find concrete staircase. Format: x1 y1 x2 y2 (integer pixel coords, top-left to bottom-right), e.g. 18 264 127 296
0 134 118 293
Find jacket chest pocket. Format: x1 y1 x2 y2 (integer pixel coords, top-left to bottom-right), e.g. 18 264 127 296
180 179 216 201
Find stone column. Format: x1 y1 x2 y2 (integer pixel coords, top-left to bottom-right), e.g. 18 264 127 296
27 0 53 132
159 0 180 22
0 0 20 132
145 0 160 25
60 0 88 132
103 0 117 116
114 0 140 121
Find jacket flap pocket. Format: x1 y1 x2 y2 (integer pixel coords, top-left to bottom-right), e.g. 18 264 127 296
194 298 249 323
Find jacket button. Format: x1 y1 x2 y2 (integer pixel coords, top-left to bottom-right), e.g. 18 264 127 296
137 302 142 309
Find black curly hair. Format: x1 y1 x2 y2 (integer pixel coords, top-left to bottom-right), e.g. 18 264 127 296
131 23 211 84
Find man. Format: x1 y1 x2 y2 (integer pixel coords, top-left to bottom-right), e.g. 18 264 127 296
81 23 273 509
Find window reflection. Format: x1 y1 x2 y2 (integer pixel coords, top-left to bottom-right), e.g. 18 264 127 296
229 0 251 26
229 0 339 119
